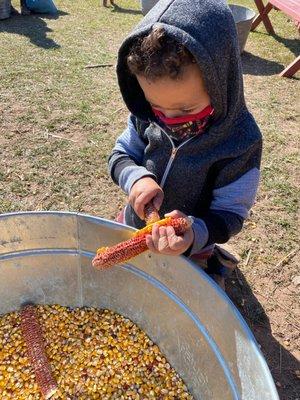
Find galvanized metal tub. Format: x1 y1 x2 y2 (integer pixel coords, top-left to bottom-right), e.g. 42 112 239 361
0 211 278 399
140 0 159 15
229 4 256 53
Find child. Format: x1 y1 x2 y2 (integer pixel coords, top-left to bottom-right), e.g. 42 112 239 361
109 0 262 288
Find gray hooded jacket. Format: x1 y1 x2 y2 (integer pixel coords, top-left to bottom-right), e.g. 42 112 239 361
109 0 262 255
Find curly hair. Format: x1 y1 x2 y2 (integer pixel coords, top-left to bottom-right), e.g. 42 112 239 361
127 26 195 80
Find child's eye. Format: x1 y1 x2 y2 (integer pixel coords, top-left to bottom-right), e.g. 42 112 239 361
182 109 194 114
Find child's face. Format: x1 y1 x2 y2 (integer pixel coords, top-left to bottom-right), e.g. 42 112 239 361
137 64 210 118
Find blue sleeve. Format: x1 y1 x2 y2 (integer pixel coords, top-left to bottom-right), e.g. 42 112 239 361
189 168 260 254
210 168 260 219
113 115 146 164
108 115 157 194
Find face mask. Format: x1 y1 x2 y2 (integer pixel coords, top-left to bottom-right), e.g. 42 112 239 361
152 105 214 140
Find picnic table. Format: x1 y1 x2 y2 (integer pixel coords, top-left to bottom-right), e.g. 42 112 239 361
251 0 300 77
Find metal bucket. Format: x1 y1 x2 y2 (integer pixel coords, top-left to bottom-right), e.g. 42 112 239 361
0 0 11 19
0 211 278 399
140 0 159 15
229 4 256 53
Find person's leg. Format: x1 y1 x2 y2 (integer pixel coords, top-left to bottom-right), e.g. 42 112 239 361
206 244 240 290
115 208 126 224
190 244 240 290
210 274 226 290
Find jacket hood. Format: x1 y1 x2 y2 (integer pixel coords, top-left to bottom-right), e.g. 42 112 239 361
117 0 247 134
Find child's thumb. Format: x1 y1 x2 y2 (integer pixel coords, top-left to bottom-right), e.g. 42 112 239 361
153 191 164 210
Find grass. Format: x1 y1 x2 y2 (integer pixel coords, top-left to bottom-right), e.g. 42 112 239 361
0 0 142 216
0 1 299 398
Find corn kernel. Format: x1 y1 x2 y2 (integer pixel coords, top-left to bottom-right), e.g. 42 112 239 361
0 305 193 399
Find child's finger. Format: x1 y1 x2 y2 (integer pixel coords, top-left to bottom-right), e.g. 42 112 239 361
145 234 157 253
151 225 170 252
157 226 169 251
132 197 144 219
166 226 184 251
153 191 164 210
151 223 160 244
165 210 186 218
135 193 154 219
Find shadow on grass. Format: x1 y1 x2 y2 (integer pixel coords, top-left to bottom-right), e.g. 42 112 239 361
241 51 284 75
273 33 300 58
243 30 300 77
253 30 300 58
111 4 142 15
0 10 68 49
226 269 299 400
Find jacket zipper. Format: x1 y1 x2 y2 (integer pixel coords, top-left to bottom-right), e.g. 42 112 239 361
153 123 195 188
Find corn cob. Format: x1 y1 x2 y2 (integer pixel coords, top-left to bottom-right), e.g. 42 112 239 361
133 216 173 237
20 304 58 399
92 217 191 270
144 202 160 224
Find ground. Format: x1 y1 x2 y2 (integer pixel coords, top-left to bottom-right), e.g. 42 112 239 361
0 0 299 399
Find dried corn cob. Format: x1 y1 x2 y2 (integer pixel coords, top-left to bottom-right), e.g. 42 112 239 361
92 217 191 270
144 202 160 224
133 216 173 237
20 304 58 399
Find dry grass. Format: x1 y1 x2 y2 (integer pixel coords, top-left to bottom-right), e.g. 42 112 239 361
0 1 299 399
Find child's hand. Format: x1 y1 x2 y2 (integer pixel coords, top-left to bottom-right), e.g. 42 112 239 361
145 210 194 256
129 177 164 220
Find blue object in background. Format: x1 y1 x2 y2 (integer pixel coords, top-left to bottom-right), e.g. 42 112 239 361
26 0 58 14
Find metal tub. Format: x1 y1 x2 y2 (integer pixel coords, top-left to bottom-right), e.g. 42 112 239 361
0 211 278 399
140 0 159 15
229 4 256 53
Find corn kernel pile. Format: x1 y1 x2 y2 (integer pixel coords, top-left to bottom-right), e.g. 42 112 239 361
0 305 194 400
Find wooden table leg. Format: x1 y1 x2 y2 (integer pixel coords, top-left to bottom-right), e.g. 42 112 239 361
251 0 275 34
280 55 300 78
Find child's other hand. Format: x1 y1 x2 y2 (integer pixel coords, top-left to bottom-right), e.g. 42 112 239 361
145 210 194 256
129 177 164 220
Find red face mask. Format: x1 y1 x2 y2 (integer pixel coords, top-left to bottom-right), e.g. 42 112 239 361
152 105 214 140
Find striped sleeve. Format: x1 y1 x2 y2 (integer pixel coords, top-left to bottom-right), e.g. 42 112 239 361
190 140 262 251
108 115 157 194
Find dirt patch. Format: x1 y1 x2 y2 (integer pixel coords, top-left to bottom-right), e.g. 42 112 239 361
226 267 300 400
